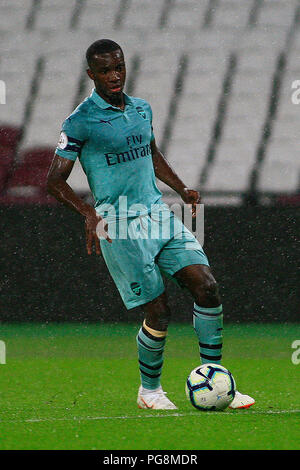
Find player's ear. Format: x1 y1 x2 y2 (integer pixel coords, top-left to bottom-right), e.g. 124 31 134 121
86 68 94 81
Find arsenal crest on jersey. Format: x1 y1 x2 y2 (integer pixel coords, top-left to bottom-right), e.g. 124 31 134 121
136 106 146 119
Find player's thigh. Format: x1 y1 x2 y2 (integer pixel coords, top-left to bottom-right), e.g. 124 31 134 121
156 220 220 306
156 217 210 283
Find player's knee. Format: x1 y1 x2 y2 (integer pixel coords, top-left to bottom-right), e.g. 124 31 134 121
195 278 220 307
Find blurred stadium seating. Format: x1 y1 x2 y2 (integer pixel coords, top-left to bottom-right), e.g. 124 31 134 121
0 0 299 205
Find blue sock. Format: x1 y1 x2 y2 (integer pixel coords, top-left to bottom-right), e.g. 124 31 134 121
136 324 166 390
193 303 223 364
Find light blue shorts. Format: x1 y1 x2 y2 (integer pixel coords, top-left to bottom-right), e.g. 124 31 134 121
100 207 209 309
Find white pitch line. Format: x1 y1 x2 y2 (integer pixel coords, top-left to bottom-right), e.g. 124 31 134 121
1 409 299 424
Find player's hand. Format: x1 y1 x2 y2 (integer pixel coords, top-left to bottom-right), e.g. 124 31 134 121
84 208 112 255
180 188 201 218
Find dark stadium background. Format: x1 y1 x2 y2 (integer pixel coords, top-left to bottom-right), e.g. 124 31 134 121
0 0 299 323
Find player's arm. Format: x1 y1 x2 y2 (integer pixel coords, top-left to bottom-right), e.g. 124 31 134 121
151 139 200 216
47 154 111 255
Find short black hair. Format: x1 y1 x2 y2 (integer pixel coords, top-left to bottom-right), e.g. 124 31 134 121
86 39 123 67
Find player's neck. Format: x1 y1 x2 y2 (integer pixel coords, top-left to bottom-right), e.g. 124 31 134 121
95 88 125 110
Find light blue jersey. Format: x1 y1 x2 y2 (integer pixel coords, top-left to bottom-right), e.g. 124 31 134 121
55 89 162 219
55 88 208 309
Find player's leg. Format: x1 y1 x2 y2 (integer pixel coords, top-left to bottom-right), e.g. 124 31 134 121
174 264 223 365
174 264 255 409
136 291 177 409
137 291 170 392
99 218 177 409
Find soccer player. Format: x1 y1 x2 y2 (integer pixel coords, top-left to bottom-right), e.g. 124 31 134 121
47 39 255 410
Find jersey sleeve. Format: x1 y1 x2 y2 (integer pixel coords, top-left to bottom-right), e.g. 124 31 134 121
55 113 88 161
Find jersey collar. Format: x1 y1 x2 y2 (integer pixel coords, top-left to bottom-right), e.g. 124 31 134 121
90 88 133 110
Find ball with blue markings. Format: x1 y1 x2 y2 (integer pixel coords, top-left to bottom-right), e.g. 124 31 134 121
185 363 236 411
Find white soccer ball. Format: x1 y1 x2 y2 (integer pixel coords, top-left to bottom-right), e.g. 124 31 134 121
185 363 236 411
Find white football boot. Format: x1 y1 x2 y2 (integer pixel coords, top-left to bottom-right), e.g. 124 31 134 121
229 390 255 409
137 385 178 410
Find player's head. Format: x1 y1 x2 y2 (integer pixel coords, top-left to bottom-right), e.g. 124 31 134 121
86 39 126 101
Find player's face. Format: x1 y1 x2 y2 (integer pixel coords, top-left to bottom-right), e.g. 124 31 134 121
87 49 126 102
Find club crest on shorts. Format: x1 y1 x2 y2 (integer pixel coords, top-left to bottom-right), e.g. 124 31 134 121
136 106 146 119
130 282 141 296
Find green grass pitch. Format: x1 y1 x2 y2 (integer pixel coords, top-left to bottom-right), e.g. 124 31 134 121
0 322 299 450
